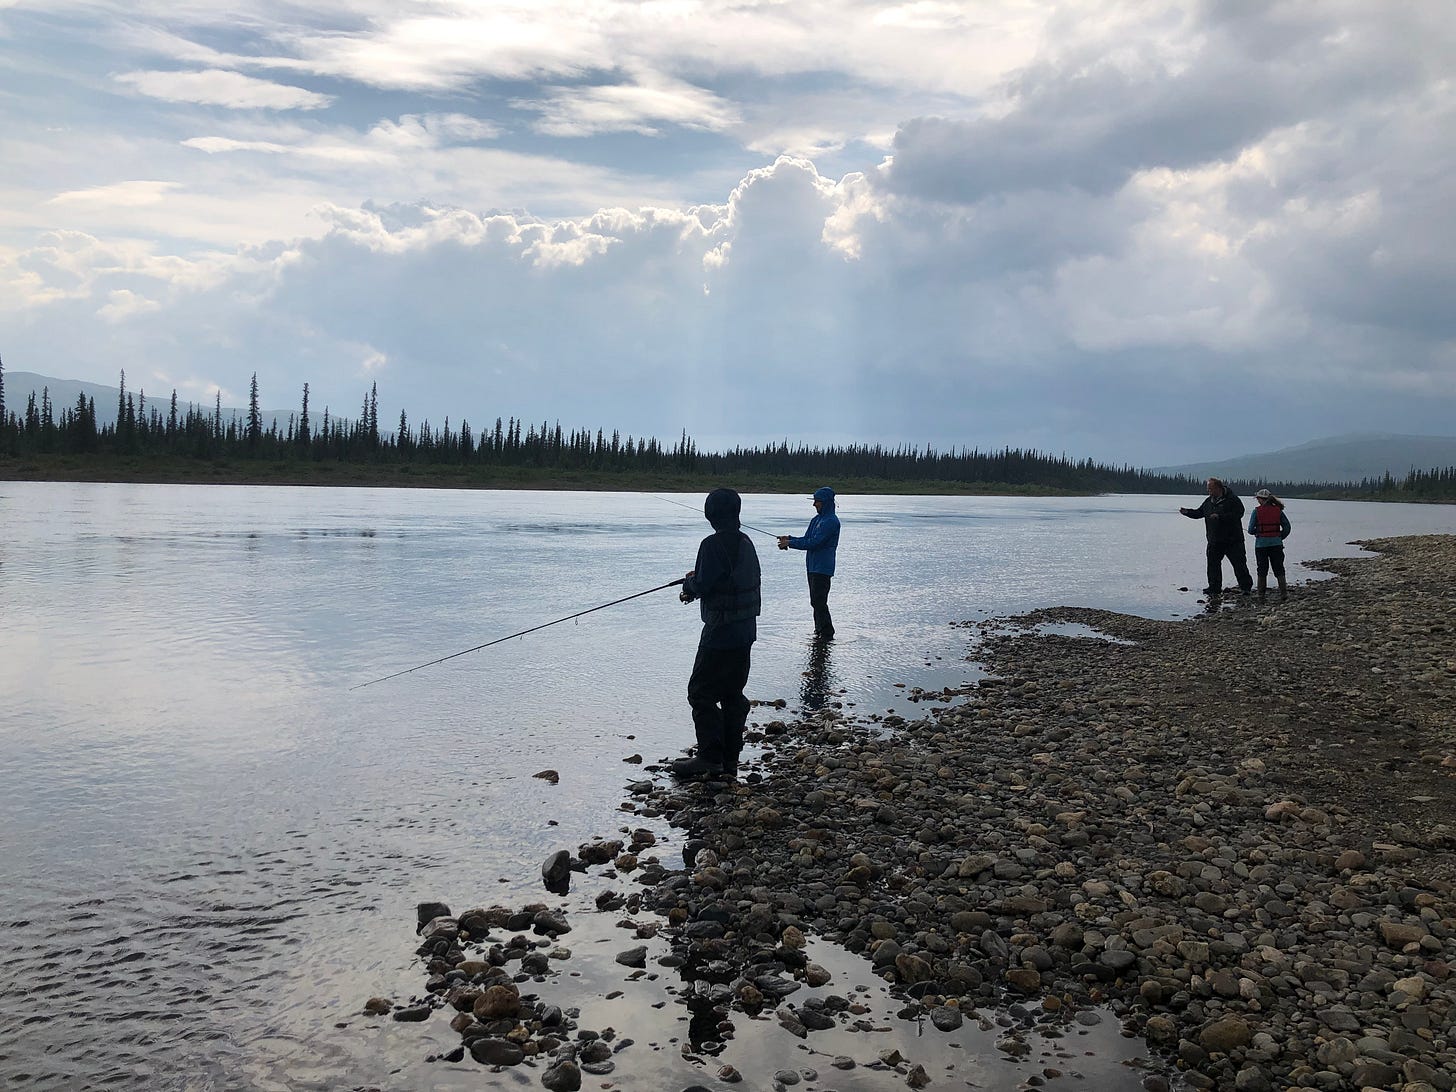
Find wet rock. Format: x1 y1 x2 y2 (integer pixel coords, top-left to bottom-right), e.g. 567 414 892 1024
532 910 570 936
615 946 647 968
541 1058 582 1091
472 984 520 1020
457 909 493 936
541 850 572 886
930 1006 963 1031
469 1038 524 1066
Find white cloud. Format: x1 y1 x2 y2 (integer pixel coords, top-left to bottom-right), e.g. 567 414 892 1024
365 112 503 147
279 8 606 92
98 287 164 321
254 0 1043 98
182 137 294 155
516 75 739 137
48 180 181 208
115 69 333 110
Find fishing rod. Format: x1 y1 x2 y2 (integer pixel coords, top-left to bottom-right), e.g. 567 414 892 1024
649 494 780 541
350 578 685 691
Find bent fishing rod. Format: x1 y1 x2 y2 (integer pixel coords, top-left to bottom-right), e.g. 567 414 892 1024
648 494 779 540
350 577 685 691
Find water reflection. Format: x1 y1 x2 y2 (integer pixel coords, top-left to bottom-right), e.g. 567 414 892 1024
799 635 838 711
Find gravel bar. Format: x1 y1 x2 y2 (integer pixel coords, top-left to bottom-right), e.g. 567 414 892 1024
634 534 1456 1092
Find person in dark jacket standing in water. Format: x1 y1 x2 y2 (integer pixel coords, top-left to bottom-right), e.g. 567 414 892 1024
779 486 841 639
1179 477 1253 597
673 488 761 780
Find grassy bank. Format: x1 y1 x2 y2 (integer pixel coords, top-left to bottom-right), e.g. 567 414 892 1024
0 453 1087 496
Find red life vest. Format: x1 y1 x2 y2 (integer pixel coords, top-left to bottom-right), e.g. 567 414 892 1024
1254 504 1283 539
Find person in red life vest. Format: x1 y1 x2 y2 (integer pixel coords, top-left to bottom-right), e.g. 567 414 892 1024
1179 477 1254 597
1246 488 1292 602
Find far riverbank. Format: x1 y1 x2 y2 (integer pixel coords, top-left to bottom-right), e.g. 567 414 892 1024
0 453 1087 496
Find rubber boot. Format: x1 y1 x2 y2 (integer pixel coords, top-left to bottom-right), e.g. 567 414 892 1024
1257 574 1267 603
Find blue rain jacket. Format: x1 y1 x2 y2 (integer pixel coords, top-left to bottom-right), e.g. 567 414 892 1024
788 488 840 577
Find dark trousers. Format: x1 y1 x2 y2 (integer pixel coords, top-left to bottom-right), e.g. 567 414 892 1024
1206 541 1253 593
687 644 751 769
1255 545 1286 589
808 573 833 636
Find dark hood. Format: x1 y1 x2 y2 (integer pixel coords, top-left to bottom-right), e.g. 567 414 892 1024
704 487 742 531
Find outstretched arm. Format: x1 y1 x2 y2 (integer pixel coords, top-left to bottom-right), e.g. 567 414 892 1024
788 519 835 550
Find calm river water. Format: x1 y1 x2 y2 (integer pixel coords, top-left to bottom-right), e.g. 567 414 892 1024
3 483 1453 1091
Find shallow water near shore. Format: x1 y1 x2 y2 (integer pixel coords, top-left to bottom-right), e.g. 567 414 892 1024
3 483 1454 1090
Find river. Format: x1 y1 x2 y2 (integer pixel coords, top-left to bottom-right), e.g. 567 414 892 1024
3 483 1453 1090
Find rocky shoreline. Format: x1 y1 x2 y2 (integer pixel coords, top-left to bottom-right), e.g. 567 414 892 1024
383 535 1455 1091
633 535 1455 1091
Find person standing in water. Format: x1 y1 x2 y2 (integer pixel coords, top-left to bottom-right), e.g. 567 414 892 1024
1247 488 1291 602
778 486 841 639
673 488 761 780
1179 477 1253 597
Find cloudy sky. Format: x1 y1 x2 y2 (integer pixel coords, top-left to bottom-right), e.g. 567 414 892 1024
2 0 1453 465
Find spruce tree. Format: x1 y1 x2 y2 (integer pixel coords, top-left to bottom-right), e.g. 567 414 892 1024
247 373 262 448
298 383 311 448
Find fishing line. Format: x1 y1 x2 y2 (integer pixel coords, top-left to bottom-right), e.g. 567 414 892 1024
648 494 780 540
350 578 685 691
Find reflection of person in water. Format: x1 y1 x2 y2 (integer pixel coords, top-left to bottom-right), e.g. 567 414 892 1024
799 637 837 711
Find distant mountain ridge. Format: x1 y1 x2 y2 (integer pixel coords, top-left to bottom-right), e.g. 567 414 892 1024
3 370 303 432
1153 433 1456 485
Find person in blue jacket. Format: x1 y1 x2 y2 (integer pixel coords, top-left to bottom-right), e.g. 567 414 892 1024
1247 488 1292 602
673 487 761 780
778 486 841 639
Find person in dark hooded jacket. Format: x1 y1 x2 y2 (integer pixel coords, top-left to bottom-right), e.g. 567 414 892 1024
1179 477 1254 596
673 488 761 780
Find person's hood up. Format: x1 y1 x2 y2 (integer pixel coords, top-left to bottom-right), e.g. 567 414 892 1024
812 486 836 511
704 487 742 531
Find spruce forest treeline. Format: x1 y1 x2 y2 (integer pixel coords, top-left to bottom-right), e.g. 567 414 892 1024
2 360 1452 500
